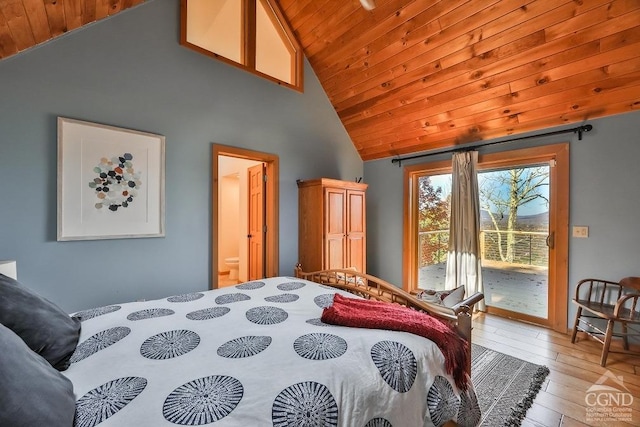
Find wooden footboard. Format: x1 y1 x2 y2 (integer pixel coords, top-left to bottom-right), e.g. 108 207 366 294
295 266 482 375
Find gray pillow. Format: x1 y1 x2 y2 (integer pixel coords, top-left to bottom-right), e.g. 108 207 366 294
0 323 76 426
0 273 81 371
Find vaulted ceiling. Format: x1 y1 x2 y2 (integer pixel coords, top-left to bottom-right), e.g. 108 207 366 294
278 0 640 160
2 0 639 160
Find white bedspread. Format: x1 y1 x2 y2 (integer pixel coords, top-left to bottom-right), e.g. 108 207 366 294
63 277 480 426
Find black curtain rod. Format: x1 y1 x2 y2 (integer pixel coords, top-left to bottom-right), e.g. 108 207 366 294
391 124 593 166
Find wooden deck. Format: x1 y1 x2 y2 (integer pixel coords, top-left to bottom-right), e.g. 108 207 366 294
474 313 640 426
420 261 548 318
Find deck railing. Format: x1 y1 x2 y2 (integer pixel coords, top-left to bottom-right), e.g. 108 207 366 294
418 229 549 268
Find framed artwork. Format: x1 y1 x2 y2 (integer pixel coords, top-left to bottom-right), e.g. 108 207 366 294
57 117 165 241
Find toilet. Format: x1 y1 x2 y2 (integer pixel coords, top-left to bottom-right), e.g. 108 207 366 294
224 257 239 280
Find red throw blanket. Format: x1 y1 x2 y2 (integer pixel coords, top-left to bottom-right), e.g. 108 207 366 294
321 293 469 391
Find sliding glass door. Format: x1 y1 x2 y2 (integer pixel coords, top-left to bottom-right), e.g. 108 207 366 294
404 144 568 331
477 165 549 320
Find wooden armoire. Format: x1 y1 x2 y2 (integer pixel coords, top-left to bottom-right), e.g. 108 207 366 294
297 178 367 273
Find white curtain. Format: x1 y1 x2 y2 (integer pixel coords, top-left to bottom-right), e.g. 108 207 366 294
445 151 485 311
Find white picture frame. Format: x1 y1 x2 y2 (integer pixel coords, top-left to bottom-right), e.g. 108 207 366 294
57 117 165 241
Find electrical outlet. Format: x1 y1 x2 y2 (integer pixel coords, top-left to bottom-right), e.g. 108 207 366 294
572 226 589 238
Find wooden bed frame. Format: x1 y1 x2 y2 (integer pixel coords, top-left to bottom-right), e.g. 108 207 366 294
295 266 484 374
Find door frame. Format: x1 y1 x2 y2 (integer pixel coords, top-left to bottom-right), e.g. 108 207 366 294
212 144 279 288
403 143 569 333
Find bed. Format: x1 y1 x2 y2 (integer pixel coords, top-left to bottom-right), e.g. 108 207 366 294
294 267 485 373
0 271 482 427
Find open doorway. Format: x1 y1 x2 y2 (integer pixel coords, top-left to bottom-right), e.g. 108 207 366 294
212 145 279 288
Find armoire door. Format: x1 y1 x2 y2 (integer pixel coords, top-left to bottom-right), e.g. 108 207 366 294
324 188 346 269
346 190 366 272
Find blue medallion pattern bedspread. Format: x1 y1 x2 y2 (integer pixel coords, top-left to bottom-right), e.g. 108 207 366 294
63 277 480 427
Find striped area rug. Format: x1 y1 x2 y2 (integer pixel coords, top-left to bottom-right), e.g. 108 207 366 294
471 344 550 426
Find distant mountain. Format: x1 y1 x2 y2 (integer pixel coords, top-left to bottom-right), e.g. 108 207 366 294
480 210 549 231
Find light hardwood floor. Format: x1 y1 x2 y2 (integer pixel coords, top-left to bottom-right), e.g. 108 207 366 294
472 313 640 427
217 274 239 288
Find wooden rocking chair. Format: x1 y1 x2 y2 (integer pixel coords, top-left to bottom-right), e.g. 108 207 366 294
571 277 640 366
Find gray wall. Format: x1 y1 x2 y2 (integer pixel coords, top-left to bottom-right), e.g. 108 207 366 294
0 0 362 312
365 111 640 329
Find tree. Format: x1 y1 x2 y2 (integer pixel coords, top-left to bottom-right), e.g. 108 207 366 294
479 167 549 263
418 176 450 265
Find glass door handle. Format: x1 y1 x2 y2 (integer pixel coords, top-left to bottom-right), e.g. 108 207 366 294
546 232 555 249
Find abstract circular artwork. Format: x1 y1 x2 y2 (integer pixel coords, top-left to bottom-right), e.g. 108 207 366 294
272 381 338 427
73 305 121 321
167 293 204 303
457 384 481 427
217 336 272 358
236 281 266 290
88 153 141 212
127 308 175 321
140 330 200 360
70 326 131 363
264 293 300 303
163 375 243 425
293 333 347 360
215 293 251 304
427 375 460 427
313 294 336 309
245 306 288 325
75 377 147 427
365 418 393 427
371 341 417 393
186 306 231 321
277 281 306 291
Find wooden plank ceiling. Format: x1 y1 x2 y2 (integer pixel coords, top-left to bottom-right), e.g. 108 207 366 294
1 0 639 160
0 0 144 58
277 0 640 160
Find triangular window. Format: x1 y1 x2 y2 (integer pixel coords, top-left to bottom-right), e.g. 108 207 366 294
181 0 303 92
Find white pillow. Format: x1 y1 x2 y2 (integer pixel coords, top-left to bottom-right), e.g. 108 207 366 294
417 286 465 308
442 286 466 307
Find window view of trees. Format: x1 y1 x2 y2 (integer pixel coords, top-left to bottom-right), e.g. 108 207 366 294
479 166 550 266
417 165 550 270
417 175 450 267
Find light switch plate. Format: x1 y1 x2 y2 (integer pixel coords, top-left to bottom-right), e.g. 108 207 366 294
573 226 589 238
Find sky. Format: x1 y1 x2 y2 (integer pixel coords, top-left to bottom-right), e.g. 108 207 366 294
426 166 550 217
